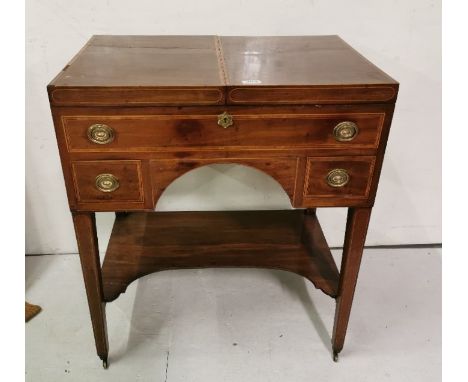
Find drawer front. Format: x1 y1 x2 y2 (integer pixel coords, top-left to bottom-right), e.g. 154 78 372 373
71 160 144 203
304 157 376 200
62 112 384 152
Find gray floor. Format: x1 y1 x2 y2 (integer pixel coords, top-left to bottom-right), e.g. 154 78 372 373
26 248 441 382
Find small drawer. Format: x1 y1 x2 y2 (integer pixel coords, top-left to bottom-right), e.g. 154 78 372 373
304 157 376 199
61 112 385 152
71 160 144 203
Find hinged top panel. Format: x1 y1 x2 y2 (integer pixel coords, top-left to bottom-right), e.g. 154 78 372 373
222 36 398 105
48 35 398 106
51 35 223 87
48 35 225 107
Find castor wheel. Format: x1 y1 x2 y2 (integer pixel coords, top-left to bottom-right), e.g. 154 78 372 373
333 352 339 362
102 359 108 369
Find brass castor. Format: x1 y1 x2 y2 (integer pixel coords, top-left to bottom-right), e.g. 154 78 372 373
102 359 108 369
333 352 339 362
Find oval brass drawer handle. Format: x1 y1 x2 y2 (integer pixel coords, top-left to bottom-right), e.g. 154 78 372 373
333 121 359 142
87 124 115 144
217 111 234 129
95 174 120 193
326 169 349 188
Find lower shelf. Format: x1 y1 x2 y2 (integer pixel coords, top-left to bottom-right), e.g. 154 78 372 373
101 210 339 302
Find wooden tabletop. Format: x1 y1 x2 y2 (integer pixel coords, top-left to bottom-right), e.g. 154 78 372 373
51 36 223 87
222 36 396 86
48 35 398 106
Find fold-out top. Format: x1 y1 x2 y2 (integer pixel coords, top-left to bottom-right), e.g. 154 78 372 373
48 35 398 106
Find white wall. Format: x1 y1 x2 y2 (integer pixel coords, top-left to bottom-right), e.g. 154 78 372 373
26 0 441 254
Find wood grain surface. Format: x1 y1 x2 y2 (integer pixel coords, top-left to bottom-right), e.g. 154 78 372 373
62 112 384 152
48 35 398 106
101 210 339 302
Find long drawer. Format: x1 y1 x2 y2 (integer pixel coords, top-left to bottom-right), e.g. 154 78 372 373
61 112 385 152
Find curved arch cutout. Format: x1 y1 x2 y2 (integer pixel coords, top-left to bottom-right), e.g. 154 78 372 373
149 158 299 210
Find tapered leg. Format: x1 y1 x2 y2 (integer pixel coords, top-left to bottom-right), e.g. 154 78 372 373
72 212 109 367
332 207 372 361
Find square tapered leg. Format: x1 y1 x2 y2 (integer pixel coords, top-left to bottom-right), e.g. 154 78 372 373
72 212 109 368
332 207 372 361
